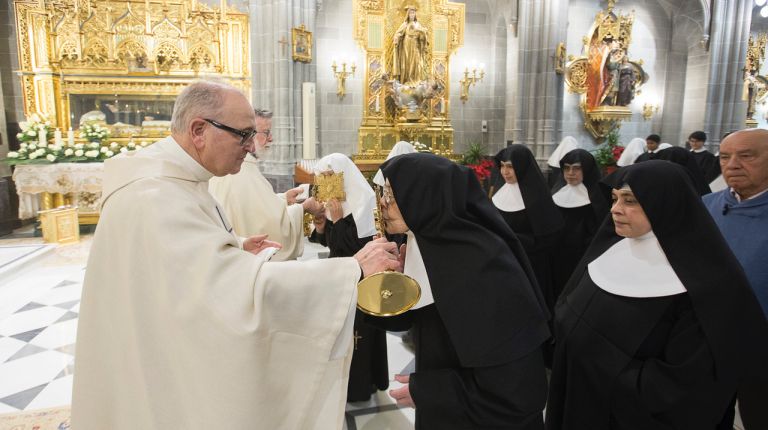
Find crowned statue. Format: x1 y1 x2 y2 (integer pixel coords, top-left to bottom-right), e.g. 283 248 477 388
392 5 429 86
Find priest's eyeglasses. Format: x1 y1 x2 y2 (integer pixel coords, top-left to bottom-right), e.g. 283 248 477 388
204 119 257 146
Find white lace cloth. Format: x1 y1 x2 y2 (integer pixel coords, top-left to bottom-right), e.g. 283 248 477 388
12 163 104 219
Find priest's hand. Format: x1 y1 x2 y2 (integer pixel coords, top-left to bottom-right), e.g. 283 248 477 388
389 374 415 408
354 237 402 277
285 186 303 205
327 198 343 223
243 234 283 255
302 197 324 216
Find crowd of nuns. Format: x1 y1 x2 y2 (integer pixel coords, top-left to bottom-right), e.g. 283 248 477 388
308 138 768 430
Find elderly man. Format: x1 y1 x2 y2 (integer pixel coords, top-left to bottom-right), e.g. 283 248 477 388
209 108 321 261
71 80 401 430
703 128 768 430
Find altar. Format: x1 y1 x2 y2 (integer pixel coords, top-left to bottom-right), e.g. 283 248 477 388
12 163 104 223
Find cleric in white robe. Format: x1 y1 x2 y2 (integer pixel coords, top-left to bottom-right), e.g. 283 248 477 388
71 80 401 430
209 108 321 261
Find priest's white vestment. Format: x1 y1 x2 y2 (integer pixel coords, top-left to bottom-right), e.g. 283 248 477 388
71 136 359 430
209 157 305 261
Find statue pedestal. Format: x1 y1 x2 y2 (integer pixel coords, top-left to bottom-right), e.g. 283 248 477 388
585 106 633 142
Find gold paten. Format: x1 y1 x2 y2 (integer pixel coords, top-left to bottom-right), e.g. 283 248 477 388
356 186 421 317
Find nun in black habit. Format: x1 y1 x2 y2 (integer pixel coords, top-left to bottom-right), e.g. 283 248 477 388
492 145 564 310
308 153 389 402
370 153 551 429
652 146 712 195
546 161 768 430
550 149 609 300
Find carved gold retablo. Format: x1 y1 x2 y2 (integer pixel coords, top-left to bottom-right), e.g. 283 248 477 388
314 172 346 202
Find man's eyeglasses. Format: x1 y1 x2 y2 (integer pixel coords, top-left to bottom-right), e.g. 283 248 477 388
204 119 257 146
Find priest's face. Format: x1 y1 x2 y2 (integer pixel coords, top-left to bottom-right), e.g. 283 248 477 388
610 188 652 238
563 163 583 186
719 129 768 199
251 116 273 159
197 90 257 176
499 161 517 184
381 181 409 234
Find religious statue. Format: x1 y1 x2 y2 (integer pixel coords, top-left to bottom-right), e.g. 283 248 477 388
392 6 429 85
616 56 637 106
384 76 440 113
743 71 766 120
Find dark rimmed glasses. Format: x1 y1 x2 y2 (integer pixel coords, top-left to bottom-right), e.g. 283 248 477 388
204 118 257 146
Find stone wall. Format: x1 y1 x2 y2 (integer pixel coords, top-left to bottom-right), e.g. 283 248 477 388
0 1 23 177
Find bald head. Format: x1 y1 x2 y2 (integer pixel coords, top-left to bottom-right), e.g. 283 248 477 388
719 128 768 199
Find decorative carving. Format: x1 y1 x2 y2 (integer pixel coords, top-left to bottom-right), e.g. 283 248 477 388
744 33 768 123
13 0 250 131
561 0 648 142
352 0 464 161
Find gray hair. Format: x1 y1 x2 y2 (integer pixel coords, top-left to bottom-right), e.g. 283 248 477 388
254 108 273 119
171 80 241 134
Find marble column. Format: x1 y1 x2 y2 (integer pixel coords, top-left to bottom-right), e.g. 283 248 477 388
513 0 569 163
250 0 318 191
703 0 751 150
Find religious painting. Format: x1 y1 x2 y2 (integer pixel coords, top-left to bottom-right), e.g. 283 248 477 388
292 25 312 63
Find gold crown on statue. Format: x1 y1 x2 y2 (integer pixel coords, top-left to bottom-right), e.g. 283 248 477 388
314 172 346 202
403 4 418 11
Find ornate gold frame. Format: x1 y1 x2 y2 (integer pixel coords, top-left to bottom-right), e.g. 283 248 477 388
13 0 250 138
352 0 464 163
292 25 313 63
560 0 648 142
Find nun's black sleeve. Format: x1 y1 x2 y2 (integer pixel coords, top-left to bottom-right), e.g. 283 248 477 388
308 224 328 247
326 214 372 257
409 349 547 427
611 297 721 425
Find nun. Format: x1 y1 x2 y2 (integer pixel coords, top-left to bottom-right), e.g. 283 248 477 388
617 137 646 167
652 146 712 195
546 161 768 430
373 141 417 186
547 136 580 189
371 153 551 429
492 145 564 309
550 149 609 300
308 153 389 402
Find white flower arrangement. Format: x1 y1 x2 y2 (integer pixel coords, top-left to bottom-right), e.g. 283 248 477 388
80 123 110 143
16 113 51 143
4 138 153 166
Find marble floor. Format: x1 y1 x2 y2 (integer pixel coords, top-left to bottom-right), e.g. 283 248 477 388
0 229 416 429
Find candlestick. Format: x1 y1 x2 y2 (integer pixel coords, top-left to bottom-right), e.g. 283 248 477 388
38 128 47 146
68 128 75 146
375 95 380 113
441 97 446 114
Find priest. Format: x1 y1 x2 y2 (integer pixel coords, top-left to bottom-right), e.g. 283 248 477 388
71 80 402 430
209 108 322 261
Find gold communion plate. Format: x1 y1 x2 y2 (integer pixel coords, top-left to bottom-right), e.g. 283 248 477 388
357 272 421 317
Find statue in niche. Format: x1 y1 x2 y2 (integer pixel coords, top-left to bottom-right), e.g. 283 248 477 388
587 37 620 109
743 70 767 120
392 5 429 85
616 56 637 106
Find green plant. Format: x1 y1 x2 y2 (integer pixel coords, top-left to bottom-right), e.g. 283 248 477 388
461 141 485 166
592 129 625 168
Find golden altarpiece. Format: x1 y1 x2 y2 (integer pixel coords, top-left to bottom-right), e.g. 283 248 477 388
561 0 648 142
743 33 768 128
13 0 250 137
11 0 249 225
352 0 464 167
